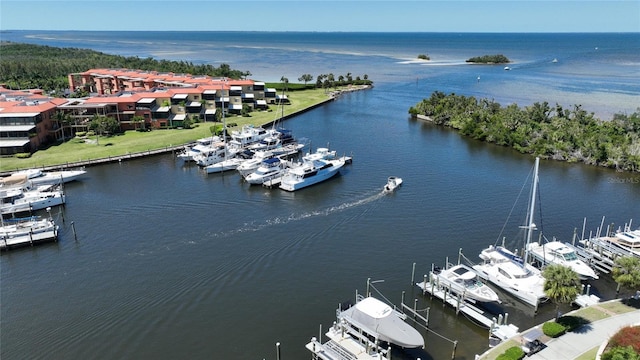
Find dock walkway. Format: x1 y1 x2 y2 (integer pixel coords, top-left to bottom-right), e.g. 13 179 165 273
416 273 519 340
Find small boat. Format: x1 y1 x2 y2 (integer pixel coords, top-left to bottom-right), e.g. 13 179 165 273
504 66 511 71
432 264 500 303
383 176 403 192
279 157 345 192
338 296 424 349
552 58 558 63
526 241 599 280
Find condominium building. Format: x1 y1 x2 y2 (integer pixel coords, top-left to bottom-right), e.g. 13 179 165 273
0 68 287 155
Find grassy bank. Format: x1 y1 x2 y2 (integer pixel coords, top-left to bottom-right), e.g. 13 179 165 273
0 88 332 172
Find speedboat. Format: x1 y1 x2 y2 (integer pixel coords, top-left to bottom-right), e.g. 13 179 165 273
337 296 424 349
473 245 547 307
526 241 599 280
244 158 287 185
432 264 500 303
383 176 403 192
279 157 345 192
9 168 86 186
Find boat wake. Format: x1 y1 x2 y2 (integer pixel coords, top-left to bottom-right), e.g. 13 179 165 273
212 190 387 237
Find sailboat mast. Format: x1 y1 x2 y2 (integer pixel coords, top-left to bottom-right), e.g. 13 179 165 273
524 157 540 264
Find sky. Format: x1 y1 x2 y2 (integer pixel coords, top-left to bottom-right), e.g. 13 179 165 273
1 1 638 33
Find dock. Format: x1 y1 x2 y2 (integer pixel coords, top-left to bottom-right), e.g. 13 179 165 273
0 226 58 250
416 273 519 341
573 283 601 308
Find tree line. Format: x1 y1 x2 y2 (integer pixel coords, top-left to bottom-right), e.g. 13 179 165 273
0 42 250 94
409 91 640 172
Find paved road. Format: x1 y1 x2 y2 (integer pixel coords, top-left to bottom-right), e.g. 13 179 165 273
528 309 640 360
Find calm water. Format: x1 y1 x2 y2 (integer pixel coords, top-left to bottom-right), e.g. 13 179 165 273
1 32 640 360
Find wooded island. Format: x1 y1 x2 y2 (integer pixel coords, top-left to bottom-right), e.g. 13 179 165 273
409 92 640 172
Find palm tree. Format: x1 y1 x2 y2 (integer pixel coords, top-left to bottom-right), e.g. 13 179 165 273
542 264 580 320
612 256 640 297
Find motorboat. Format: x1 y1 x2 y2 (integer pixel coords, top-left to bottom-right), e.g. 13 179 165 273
1 215 58 250
306 295 417 360
205 157 245 174
383 176 403 192
1 184 66 215
432 264 500 303
244 157 287 185
229 125 270 148
472 157 548 308
279 157 345 192
193 142 238 167
237 150 278 178
473 245 547 307
504 66 511 70
6 168 86 186
526 241 599 280
337 296 424 349
598 227 640 258
302 147 337 162
176 136 220 161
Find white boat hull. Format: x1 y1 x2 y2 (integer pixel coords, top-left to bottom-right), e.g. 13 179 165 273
279 158 345 192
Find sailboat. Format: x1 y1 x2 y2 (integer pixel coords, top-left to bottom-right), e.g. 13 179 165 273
472 157 548 308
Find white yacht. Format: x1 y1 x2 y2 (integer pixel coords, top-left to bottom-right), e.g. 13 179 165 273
1 215 58 250
9 168 86 186
205 157 245 174
432 264 500 303
473 245 547 307
526 241 599 280
337 296 424 349
599 227 640 258
244 157 286 185
176 136 220 161
236 150 278 178
1 184 66 215
279 157 345 192
193 142 238 167
229 125 270 148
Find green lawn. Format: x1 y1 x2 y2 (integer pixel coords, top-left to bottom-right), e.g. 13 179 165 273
1 88 332 172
